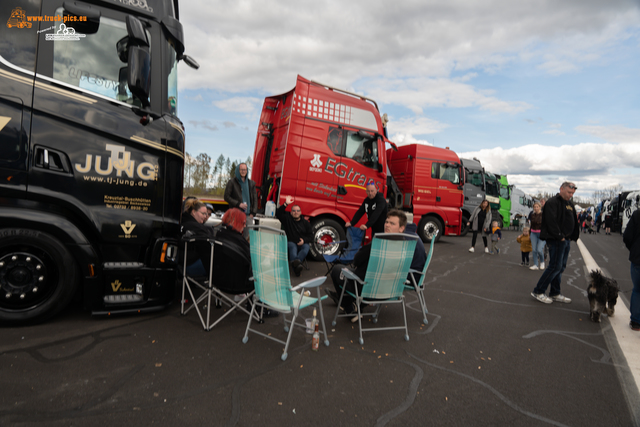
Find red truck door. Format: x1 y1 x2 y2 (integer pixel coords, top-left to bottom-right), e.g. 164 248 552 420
325 126 385 217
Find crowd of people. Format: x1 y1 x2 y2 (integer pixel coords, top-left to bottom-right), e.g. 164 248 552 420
465 181 639 331
181 170 639 333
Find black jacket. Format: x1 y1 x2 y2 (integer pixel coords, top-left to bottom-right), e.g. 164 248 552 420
276 203 313 244
213 225 254 293
224 177 258 216
351 192 388 235
540 194 580 242
623 209 640 265
181 214 215 271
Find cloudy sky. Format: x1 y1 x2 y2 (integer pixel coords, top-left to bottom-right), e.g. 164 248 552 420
177 0 640 201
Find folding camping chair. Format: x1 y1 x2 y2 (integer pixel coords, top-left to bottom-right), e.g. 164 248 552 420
180 235 259 331
322 226 365 275
405 229 438 324
242 226 329 361
332 233 418 345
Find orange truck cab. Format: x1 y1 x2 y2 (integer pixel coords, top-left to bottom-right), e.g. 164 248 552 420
252 75 463 260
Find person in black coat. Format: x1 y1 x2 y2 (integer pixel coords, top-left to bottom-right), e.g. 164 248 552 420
181 198 215 276
276 195 313 277
623 209 640 330
345 181 388 236
213 208 254 293
531 182 580 305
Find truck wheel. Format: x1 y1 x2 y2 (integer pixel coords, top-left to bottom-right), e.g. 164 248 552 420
460 213 470 237
309 219 346 261
0 229 78 324
418 216 443 243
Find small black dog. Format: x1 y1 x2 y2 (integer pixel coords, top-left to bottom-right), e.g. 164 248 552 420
587 270 619 323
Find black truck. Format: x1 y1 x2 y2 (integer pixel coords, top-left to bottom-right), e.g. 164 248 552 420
0 0 198 324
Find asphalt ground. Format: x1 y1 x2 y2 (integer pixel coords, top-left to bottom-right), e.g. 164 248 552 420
1 229 638 427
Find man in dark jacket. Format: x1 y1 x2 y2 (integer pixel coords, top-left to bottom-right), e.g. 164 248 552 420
623 208 640 331
276 195 313 276
345 181 388 236
531 182 580 304
224 163 258 218
329 210 425 315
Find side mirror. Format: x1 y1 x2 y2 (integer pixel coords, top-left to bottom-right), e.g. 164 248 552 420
128 46 150 108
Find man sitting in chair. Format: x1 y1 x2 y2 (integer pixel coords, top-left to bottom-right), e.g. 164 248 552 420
327 210 426 315
276 195 313 277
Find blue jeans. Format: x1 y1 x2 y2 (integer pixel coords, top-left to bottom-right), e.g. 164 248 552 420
287 242 310 263
530 232 546 267
630 262 640 324
532 240 570 297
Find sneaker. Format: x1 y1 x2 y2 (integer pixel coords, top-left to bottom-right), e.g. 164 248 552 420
531 292 553 304
520 262 525 266
540 262 545 269
496 248 500 254
484 247 489 253
489 251 494 255
551 294 571 304
469 247 475 253
529 265 539 270
630 321 640 331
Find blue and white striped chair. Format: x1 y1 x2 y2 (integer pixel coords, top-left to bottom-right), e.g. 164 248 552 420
242 226 329 361
337 233 418 345
405 229 438 324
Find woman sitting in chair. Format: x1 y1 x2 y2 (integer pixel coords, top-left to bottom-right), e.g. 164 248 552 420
216 209 277 317
181 198 215 276
214 208 254 294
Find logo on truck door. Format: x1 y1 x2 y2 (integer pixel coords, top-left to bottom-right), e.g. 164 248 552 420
75 144 158 182
309 154 323 172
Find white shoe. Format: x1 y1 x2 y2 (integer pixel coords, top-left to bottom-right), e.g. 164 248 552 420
539 262 545 269
529 265 539 270
531 292 553 304
551 294 571 304
484 247 489 253
469 247 475 253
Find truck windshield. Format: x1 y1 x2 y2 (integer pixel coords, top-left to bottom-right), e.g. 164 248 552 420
52 10 147 106
165 41 178 116
484 175 499 198
500 185 510 200
465 169 484 189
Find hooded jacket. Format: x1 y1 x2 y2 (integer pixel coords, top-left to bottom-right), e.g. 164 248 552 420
224 165 258 216
623 209 640 264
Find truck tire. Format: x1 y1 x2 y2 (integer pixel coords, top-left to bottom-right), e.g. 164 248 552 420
309 218 346 262
418 215 443 243
460 212 470 237
0 229 79 324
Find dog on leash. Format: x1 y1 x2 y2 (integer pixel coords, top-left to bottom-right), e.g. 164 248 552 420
587 270 619 323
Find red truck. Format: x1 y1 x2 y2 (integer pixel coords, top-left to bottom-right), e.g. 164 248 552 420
252 75 463 260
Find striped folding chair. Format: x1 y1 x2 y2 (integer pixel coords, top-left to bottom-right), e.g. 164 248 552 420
242 226 329 361
335 233 418 345
405 229 438 324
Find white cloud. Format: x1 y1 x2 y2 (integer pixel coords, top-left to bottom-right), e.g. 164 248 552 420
576 125 640 143
213 97 262 114
543 129 566 136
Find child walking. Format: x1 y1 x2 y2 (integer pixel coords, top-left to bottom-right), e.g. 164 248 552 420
517 227 532 266
489 220 502 254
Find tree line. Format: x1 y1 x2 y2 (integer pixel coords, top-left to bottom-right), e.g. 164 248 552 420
184 153 252 197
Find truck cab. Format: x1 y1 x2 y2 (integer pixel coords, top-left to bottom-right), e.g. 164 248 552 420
0 0 197 324
460 158 486 236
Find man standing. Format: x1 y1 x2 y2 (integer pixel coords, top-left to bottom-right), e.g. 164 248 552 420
276 195 313 277
623 209 640 331
224 163 257 220
329 210 425 315
531 182 580 304
345 181 388 236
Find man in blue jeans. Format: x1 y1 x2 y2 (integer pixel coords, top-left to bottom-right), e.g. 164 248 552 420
276 195 313 277
531 182 580 304
623 208 640 331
